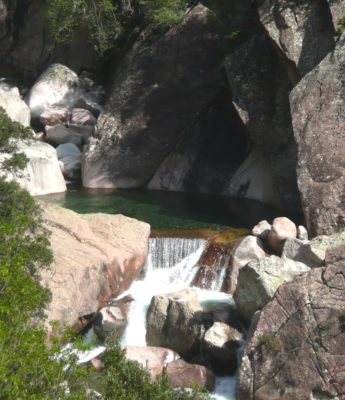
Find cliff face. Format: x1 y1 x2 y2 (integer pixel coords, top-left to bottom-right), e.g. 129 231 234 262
3 0 345 232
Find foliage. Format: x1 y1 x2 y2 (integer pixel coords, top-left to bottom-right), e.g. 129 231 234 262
46 0 123 55
0 108 88 399
337 15 345 35
259 334 282 353
140 0 189 25
100 336 207 400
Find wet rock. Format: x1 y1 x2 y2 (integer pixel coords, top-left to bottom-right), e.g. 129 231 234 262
93 296 133 341
82 5 226 189
39 106 69 126
237 244 345 400
125 346 179 381
70 108 97 126
233 255 310 323
40 203 150 330
251 220 271 239
223 235 266 294
291 33 345 236
0 140 66 195
56 143 81 180
0 86 31 126
166 359 215 391
146 288 203 357
26 64 81 119
258 0 335 77
203 321 243 374
267 217 297 253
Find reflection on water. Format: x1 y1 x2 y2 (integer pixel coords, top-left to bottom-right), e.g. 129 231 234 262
39 186 303 231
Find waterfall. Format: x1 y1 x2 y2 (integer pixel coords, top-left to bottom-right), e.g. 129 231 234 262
148 237 206 270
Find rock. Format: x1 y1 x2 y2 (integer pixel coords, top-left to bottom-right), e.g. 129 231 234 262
26 64 81 119
166 359 215 391
307 231 345 265
237 244 345 400
290 34 345 236
203 322 243 374
0 87 31 126
0 140 66 196
267 217 297 252
45 124 92 148
146 288 203 357
297 225 308 241
233 255 310 323
56 143 81 180
70 108 97 126
251 220 271 239
40 203 150 330
281 238 317 268
225 33 300 211
258 0 335 77
222 235 266 294
93 296 133 341
326 0 345 29
125 346 179 381
82 5 226 189
39 106 69 126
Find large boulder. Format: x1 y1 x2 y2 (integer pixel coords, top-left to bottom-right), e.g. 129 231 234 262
0 86 31 126
166 359 215 391
40 203 150 330
267 216 297 252
258 0 335 77
56 143 81 180
291 34 345 236
82 5 226 189
45 124 92 148
26 64 81 119
146 288 203 357
125 346 179 381
237 244 345 400
1 140 66 196
225 33 300 211
233 255 310 323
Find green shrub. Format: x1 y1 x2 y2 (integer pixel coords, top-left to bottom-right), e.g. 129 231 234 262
259 334 282 353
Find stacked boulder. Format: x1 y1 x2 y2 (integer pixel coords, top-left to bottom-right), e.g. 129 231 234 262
25 63 103 181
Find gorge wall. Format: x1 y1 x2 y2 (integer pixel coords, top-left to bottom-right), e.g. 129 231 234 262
2 0 345 234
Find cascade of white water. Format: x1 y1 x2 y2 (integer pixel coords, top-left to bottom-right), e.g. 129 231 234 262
148 237 206 270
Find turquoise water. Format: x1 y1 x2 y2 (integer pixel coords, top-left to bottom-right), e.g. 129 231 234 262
39 186 302 231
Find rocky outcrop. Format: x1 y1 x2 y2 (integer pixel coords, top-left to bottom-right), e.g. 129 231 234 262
82 5 226 189
225 33 300 211
237 244 345 400
291 34 345 236
258 0 335 77
234 255 310 323
1 140 66 196
40 203 150 330
0 86 30 126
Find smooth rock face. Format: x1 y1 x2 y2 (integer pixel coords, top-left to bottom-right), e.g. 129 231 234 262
26 64 80 119
237 244 345 400
223 235 266 294
225 33 300 211
233 255 310 323
166 359 215 391
291 34 345 236
267 217 297 252
82 5 226 189
258 0 335 77
41 203 150 329
125 346 179 381
1 140 66 195
0 87 31 126
56 143 81 179
146 288 203 357
203 321 243 373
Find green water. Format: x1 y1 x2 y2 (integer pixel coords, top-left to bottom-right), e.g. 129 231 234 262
39 186 303 231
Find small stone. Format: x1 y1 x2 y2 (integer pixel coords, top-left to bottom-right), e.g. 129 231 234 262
297 225 308 241
251 220 271 239
267 217 297 253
